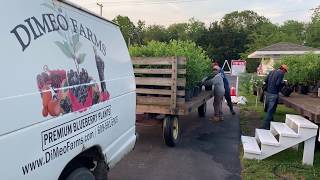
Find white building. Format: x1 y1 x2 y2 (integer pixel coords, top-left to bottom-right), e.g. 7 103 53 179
248 42 320 75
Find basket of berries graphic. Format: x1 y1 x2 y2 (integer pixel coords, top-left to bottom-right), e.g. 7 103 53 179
37 65 108 117
37 66 68 117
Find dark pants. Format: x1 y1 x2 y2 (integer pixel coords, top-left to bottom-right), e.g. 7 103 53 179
225 90 234 112
262 93 279 129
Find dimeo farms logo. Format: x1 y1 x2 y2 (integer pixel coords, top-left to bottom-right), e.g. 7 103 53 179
10 2 110 117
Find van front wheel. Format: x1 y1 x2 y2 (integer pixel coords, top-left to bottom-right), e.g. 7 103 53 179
66 168 95 180
163 116 180 147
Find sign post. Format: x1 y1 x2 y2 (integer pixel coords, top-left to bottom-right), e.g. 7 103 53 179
231 60 247 96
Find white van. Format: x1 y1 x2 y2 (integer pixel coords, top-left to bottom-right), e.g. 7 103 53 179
0 0 136 179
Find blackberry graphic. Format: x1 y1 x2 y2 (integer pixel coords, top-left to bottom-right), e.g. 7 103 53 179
60 97 72 113
93 47 106 92
67 68 91 104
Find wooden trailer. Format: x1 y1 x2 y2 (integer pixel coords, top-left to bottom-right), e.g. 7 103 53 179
132 57 214 147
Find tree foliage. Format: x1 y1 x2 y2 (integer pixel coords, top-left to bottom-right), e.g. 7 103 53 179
113 7 320 62
275 54 320 85
129 40 212 88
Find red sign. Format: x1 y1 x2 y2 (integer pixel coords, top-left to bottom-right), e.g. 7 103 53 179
231 60 246 76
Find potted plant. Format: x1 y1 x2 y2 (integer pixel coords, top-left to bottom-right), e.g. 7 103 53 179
276 53 320 96
250 74 264 96
129 40 212 101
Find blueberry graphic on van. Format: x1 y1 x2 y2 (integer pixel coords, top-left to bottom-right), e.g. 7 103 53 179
36 24 109 117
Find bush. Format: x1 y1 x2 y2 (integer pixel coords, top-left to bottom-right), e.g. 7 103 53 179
130 40 212 88
246 58 261 73
275 53 320 85
239 73 253 95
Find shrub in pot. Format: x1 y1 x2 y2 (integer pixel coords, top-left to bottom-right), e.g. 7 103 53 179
298 84 309 95
129 40 212 100
250 74 264 96
281 85 294 97
275 53 320 95
193 86 201 97
185 87 194 102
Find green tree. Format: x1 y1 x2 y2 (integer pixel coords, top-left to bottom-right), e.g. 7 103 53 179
135 20 146 45
198 21 247 64
243 20 307 58
112 15 136 45
280 20 305 43
306 21 320 48
187 18 206 44
220 10 269 33
167 23 189 40
143 25 169 42
306 7 320 48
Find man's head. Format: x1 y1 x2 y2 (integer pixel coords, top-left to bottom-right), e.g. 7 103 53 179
212 62 220 71
213 65 220 73
279 64 288 73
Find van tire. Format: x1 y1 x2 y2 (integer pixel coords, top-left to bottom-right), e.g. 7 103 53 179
198 103 206 117
93 160 108 180
163 116 180 147
65 168 95 180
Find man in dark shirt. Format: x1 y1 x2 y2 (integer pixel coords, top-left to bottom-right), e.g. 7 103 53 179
262 64 288 129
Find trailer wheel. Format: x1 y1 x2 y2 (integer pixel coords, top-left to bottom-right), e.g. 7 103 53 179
66 167 95 180
163 116 180 147
198 103 207 117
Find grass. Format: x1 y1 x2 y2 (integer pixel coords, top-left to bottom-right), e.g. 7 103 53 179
239 91 320 180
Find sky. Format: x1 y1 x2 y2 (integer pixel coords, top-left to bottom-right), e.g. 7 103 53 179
69 0 319 26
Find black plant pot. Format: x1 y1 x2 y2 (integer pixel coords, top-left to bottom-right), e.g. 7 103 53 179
193 86 200 97
281 85 294 97
309 85 318 93
253 87 258 96
294 85 299 93
205 84 212 91
299 85 309 95
185 88 194 102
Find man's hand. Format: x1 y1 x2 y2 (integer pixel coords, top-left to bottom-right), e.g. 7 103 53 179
201 77 208 83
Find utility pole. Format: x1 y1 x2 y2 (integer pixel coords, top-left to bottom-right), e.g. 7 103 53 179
97 3 103 16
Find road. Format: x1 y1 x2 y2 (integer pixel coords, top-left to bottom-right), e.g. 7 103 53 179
109 74 241 180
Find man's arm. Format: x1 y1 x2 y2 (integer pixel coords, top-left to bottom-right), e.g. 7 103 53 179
276 73 285 89
265 71 271 84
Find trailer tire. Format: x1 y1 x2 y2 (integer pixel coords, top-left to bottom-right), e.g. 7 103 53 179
163 116 180 147
198 103 206 117
66 167 95 180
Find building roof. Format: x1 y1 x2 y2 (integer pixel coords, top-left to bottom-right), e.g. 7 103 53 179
248 42 320 58
257 42 320 52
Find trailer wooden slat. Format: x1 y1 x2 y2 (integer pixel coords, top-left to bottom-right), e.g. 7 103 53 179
136 88 185 96
137 96 185 106
134 68 186 75
135 77 171 86
170 57 178 113
132 57 187 65
177 57 187 65
132 57 174 65
136 77 186 87
137 105 184 115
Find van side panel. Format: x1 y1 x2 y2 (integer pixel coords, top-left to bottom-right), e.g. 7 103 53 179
0 0 136 179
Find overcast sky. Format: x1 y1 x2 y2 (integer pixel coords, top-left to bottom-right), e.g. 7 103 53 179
69 0 319 26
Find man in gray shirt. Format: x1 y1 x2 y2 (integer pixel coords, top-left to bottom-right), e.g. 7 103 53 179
204 65 225 122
